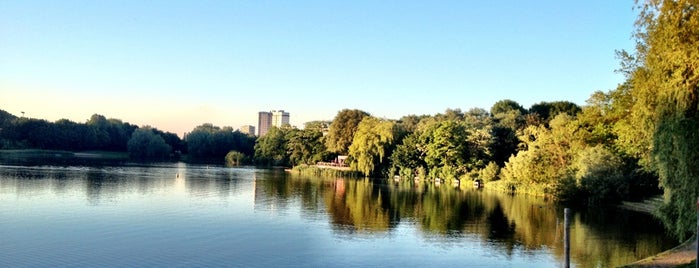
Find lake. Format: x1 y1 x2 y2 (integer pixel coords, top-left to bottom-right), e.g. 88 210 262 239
0 163 676 267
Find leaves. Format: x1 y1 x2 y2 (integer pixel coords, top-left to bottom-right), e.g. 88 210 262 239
325 109 370 155
348 117 395 177
625 0 699 240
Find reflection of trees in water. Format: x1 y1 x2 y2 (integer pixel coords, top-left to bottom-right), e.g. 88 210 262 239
273 174 674 266
324 178 394 233
485 202 517 255
185 167 247 198
416 183 487 235
0 166 676 265
486 203 516 240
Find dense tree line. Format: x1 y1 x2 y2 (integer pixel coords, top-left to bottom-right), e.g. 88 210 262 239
254 124 328 167
0 111 258 163
260 0 698 240
260 97 670 233
184 123 256 162
260 97 662 225
1 112 140 151
617 0 699 240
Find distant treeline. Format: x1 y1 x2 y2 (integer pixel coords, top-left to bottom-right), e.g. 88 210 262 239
0 111 255 161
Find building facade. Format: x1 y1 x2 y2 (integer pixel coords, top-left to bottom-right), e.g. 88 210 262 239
239 125 256 136
258 110 290 136
271 110 290 128
257 111 272 136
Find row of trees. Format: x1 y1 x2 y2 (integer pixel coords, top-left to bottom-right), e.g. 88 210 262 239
0 111 256 162
617 0 699 240
260 0 697 240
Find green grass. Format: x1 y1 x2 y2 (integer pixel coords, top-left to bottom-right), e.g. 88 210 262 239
290 165 361 178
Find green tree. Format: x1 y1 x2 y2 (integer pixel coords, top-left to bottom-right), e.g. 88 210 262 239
421 120 469 179
287 128 327 166
325 109 370 155
501 114 580 194
348 117 396 177
127 127 172 160
86 114 112 149
623 0 699 239
490 99 526 116
390 133 426 178
254 126 291 166
225 150 246 166
490 100 527 166
303 120 331 133
528 101 581 124
186 123 255 159
571 145 626 205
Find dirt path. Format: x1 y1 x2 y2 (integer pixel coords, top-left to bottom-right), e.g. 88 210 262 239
623 238 696 267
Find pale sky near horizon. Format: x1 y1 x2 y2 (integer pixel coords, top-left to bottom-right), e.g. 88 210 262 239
1 1 637 136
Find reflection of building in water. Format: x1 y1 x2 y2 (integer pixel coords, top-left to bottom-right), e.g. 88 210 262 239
334 178 345 198
252 172 280 213
252 173 257 209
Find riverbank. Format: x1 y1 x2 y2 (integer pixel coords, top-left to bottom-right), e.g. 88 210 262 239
619 197 697 267
0 149 128 161
622 237 696 267
287 164 361 178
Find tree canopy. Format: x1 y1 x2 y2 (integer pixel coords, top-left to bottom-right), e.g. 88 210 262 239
348 117 396 177
127 127 172 160
622 0 699 239
325 109 370 155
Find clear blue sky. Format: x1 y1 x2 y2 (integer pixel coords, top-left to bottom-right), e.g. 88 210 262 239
1 0 637 136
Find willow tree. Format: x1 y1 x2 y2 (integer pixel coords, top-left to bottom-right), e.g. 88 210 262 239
348 117 396 177
127 127 172 160
325 109 370 155
627 0 699 239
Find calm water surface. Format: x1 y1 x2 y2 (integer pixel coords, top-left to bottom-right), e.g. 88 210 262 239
0 163 676 267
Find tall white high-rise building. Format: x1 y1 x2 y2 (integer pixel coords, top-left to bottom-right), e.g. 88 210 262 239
271 110 290 128
258 110 290 136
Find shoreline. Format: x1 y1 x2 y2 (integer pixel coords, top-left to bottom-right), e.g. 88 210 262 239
618 198 697 267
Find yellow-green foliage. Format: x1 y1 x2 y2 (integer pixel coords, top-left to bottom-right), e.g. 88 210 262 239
500 114 579 195
224 150 245 166
479 162 500 182
348 117 395 177
291 165 361 178
624 0 699 240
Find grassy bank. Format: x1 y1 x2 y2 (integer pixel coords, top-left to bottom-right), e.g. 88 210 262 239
0 149 129 165
288 164 361 178
486 179 554 197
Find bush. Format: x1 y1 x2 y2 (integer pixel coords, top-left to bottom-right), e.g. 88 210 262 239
480 162 500 182
571 145 625 205
225 150 246 166
127 127 172 160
